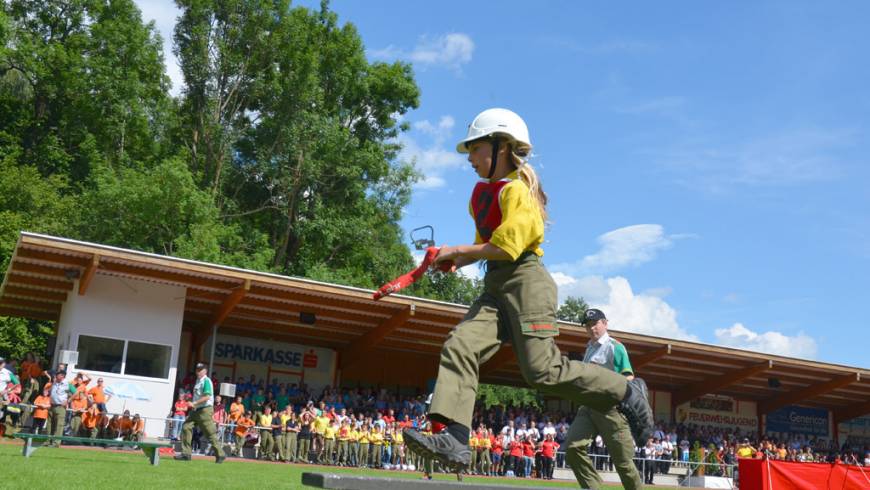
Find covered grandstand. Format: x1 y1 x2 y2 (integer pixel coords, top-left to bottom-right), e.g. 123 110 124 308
1 232 869 441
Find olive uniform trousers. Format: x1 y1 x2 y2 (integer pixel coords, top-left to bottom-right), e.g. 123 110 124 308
284 431 297 462
181 406 224 458
429 255 628 428
565 406 643 490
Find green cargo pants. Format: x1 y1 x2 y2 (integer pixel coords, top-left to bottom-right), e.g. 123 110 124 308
337 440 349 465
358 442 369 466
321 438 335 464
298 437 311 463
259 429 274 459
275 432 286 461
48 405 66 446
69 414 82 437
429 254 628 428
284 432 297 462
565 406 642 490
181 406 225 458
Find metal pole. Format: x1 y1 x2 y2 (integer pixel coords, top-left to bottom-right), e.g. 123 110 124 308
208 324 217 374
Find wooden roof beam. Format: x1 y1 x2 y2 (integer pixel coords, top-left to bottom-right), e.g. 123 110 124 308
759 372 860 414
833 399 870 425
339 305 414 369
0 306 59 322
2 285 67 302
673 360 773 406
192 280 250 354
210 280 250 327
78 255 100 295
632 344 672 370
480 345 515 376
5 273 73 291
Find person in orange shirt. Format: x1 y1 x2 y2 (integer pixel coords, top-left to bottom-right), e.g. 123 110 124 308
107 414 122 439
88 378 111 413
82 404 100 440
72 371 92 392
233 411 255 457
32 387 51 434
128 414 145 442
97 410 110 439
68 390 89 437
228 396 244 445
119 410 134 439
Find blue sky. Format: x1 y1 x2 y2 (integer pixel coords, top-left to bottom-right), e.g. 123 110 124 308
138 1 869 367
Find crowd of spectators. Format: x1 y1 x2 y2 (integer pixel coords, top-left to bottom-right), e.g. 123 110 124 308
4 356 870 481
0 354 146 444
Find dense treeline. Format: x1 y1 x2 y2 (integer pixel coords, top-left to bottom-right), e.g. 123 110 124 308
0 0 482 358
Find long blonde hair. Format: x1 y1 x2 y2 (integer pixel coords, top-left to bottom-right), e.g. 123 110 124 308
509 144 548 223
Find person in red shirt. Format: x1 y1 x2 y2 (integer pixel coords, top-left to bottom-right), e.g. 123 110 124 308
171 394 190 440
522 435 536 477
490 430 503 476
382 408 395 426
539 433 560 480
509 438 523 476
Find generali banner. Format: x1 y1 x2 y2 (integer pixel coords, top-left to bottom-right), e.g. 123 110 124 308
676 396 758 431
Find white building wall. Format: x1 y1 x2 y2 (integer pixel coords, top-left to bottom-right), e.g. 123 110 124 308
56 274 186 438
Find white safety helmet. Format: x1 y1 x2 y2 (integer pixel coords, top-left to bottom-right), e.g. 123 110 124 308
455 108 532 155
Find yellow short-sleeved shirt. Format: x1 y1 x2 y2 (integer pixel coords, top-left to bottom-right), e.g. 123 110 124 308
393 432 403 444
349 429 359 441
737 446 755 458
469 436 478 448
324 425 337 440
370 432 383 445
479 436 491 449
259 413 273 427
359 431 369 444
469 171 544 260
313 416 330 434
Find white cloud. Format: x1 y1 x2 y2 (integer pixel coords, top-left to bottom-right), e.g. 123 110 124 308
370 33 474 73
556 274 696 341
398 115 466 189
714 323 817 359
135 0 184 96
554 224 687 276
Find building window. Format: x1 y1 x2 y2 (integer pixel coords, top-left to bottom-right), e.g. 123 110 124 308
125 341 171 379
77 335 124 374
76 334 171 379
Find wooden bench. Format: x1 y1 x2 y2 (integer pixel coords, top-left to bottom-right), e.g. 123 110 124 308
12 432 173 466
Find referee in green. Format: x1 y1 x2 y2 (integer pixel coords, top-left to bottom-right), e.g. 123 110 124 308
175 363 225 463
564 309 644 490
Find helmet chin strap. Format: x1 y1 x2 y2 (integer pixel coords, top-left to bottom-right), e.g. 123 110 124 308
487 138 500 179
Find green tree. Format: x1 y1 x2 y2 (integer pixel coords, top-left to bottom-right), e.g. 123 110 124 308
477 384 542 410
1 0 171 181
219 2 420 284
557 295 589 323
76 158 272 270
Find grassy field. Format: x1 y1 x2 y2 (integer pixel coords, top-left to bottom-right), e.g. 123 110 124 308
0 441 679 489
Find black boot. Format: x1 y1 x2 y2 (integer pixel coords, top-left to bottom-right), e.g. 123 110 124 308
403 429 470 469
618 377 655 447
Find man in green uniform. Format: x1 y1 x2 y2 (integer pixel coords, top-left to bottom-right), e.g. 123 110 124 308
175 363 225 463
565 309 644 490
258 405 275 460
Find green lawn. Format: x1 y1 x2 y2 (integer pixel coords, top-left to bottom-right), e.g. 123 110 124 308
0 441 659 489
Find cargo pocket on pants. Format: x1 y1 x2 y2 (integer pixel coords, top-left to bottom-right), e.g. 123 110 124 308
519 312 559 338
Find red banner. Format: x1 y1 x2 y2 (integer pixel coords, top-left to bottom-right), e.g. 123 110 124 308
738 458 870 490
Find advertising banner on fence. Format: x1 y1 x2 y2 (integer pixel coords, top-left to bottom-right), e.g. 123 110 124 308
676 396 758 432
765 405 829 437
210 334 336 390
738 458 867 490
